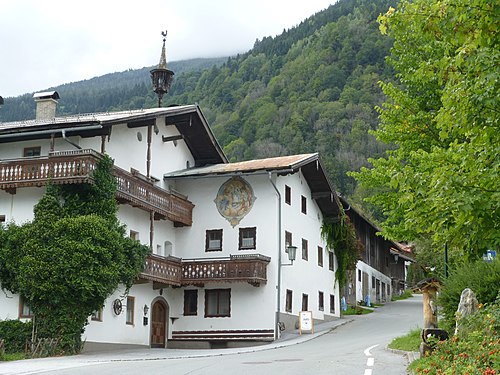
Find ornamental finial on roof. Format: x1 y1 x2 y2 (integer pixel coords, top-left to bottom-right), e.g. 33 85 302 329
158 30 168 69
150 30 174 107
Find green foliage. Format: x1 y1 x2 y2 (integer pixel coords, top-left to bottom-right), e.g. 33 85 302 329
391 289 414 301
409 297 500 375
321 209 362 290
0 155 150 354
438 259 500 331
388 328 421 351
351 0 500 256
0 320 33 354
343 304 373 315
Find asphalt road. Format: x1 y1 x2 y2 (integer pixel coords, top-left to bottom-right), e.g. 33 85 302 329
1 295 422 375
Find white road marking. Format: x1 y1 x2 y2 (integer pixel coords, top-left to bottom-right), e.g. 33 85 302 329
366 357 375 367
364 369 373 375
363 344 379 357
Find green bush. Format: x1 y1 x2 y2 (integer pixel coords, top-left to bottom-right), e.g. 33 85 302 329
0 320 32 354
409 296 499 375
439 259 500 330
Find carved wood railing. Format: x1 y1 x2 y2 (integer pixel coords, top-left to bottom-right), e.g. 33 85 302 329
138 254 271 287
181 254 271 286
140 255 183 286
0 150 101 189
0 149 193 226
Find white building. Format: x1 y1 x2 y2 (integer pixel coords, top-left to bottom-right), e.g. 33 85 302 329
0 94 343 350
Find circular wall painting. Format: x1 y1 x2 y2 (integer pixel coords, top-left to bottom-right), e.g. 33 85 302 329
214 176 256 227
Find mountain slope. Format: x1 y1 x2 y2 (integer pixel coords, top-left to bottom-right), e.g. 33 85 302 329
1 0 396 197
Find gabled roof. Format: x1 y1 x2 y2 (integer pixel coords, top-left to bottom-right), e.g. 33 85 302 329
164 153 342 219
341 197 414 261
0 105 227 167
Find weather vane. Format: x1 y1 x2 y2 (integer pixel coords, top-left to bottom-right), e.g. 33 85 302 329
161 30 167 42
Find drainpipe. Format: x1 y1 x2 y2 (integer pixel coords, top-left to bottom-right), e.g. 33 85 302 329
61 129 82 150
268 172 282 340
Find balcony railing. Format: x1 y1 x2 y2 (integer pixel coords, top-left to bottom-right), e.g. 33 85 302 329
181 254 271 286
0 149 193 226
138 254 271 287
140 255 182 286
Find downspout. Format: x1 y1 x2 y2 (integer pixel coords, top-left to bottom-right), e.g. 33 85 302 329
268 172 282 340
61 129 82 150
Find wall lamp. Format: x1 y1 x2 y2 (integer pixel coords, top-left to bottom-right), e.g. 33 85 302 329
283 245 297 266
143 304 149 316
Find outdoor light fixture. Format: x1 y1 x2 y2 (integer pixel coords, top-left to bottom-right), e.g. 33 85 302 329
143 304 149 316
150 30 174 108
283 245 297 266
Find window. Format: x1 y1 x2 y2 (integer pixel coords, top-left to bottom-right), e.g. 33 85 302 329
301 195 307 214
285 290 293 313
317 246 323 267
126 296 135 325
301 294 309 311
205 289 231 317
387 284 391 296
372 276 376 288
0 215 5 224
19 297 33 318
302 238 308 261
23 146 41 157
358 269 362 282
206 229 223 251
328 251 334 271
318 291 324 311
129 230 139 241
285 231 293 247
330 295 335 314
91 309 103 322
239 227 256 250
184 290 198 316
285 185 291 205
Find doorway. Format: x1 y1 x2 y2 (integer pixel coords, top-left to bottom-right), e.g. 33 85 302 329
151 299 169 348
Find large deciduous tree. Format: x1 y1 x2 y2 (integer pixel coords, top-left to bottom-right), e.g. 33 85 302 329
351 0 499 257
0 155 150 353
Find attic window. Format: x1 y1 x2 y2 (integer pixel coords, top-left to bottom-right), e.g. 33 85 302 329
23 147 41 157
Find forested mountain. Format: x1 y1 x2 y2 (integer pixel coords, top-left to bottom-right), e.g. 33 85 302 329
2 0 396 199
0 57 227 121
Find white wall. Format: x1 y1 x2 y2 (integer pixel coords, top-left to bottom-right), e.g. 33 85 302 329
277 172 340 319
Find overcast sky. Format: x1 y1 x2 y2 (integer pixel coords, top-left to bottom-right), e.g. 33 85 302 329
0 0 335 98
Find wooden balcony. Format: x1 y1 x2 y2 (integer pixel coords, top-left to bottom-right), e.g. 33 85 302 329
140 255 182 287
181 254 271 287
0 149 193 226
138 254 271 287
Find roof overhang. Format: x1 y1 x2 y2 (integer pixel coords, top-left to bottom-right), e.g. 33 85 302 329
0 105 227 167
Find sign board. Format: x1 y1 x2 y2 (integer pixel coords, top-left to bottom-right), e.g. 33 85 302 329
483 250 497 262
299 311 314 335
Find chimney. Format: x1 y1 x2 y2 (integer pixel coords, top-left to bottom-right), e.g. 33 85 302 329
33 91 60 120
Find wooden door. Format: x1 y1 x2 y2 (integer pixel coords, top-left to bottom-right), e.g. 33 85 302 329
151 301 167 347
